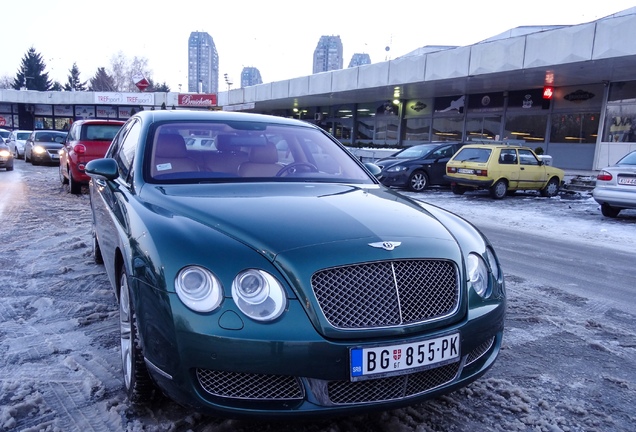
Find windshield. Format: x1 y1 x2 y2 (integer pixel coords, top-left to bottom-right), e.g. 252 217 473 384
147 121 375 185
0 131 9 139
17 133 31 140
394 144 438 159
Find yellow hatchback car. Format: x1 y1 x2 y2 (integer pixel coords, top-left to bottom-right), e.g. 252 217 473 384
444 144 564 199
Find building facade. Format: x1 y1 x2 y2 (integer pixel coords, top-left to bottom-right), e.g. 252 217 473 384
187 31 219 94
313 36 343 74
348 53 371 68
240 67 263 88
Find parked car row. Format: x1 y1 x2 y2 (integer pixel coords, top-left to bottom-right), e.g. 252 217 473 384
376 141 636 219
377 142 565 199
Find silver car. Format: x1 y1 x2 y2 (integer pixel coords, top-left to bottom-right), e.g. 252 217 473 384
6 129 33 159
592 150 636 217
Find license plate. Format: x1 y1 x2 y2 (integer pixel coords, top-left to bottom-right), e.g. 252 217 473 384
458 168 474 174
350 333 460 381
618 177 636 185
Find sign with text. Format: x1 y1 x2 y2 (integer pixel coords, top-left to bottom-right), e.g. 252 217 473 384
178 93 217 107
94 92 155 105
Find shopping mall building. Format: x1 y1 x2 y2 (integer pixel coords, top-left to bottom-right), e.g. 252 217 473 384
2 7 636 170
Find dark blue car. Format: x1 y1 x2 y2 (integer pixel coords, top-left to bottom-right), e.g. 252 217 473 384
377 142 465 192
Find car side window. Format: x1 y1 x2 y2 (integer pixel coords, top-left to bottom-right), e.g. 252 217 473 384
114 121 141 183
499 149 517 164
518 149 540 166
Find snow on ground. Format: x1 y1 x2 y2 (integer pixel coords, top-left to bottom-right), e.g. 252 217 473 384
1 162 635 432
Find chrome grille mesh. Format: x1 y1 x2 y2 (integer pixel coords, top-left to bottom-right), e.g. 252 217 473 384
328 362 460 404
196 369 304 400
312 260 459 329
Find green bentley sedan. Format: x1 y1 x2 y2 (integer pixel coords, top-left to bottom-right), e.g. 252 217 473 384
85 110 506 418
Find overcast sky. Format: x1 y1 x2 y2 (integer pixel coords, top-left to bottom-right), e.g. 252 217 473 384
2 1 635 91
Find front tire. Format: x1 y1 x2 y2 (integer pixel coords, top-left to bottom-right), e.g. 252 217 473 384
119 266 155 403
408 170 429 192
489 179 508 199
540 177 560 197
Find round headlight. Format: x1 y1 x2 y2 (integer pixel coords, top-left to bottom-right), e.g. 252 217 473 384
232 269 286 321
467 253 490 298
175 266 223 312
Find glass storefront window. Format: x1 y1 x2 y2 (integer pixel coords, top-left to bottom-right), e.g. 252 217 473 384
603 104 636 142
55 118 73 130
375 118 399 142
34 117 53 129
404 117 431 142
503 113 548 143
466 116 501 141
432 116 464 141
550 113 600 143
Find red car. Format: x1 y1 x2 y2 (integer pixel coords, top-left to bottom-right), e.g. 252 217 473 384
59 119 124 193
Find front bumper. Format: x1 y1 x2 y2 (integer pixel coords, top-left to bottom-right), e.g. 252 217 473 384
139 289 506 418
379 171 410 188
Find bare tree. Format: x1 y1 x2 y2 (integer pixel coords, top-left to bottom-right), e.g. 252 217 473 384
0 75 12 89
108 51 153 92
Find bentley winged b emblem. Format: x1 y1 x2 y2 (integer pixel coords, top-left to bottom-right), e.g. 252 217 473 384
368 241 402 251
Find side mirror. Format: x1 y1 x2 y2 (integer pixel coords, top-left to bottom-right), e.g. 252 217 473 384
85 158 119 181
364 162 382 178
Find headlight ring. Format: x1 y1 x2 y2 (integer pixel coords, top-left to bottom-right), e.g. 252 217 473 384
175 266 223 312
232 269 287 321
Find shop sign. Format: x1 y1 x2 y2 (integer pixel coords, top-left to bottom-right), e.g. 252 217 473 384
76 105 95 119
178 93 217 107
54 105 74 116
94 92 155 105
564 89 595 103
34 104 53 116
96 106 118 118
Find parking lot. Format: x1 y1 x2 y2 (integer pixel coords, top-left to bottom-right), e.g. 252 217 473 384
1 160 635 432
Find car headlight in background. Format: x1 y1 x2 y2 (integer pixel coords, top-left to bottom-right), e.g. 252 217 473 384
232 269 287 321
33 145 47 154
467 253 490 298
386 165 408 173
175 266 223 312
0 149 10 157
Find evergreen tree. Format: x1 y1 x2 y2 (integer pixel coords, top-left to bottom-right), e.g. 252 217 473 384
11 47 53 90
64 63 88 91
89 67 116 91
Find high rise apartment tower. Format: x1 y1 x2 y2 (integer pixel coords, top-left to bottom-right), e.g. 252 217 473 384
188 31 219 93
313 35 343 74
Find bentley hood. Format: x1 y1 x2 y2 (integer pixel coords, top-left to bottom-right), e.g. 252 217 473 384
142 182 464 263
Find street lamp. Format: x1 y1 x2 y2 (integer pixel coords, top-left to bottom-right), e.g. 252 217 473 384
223 73 233 91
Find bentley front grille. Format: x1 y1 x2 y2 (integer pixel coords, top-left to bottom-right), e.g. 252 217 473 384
312 259 459 329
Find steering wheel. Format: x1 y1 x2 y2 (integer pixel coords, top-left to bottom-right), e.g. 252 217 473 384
276 162 319 177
